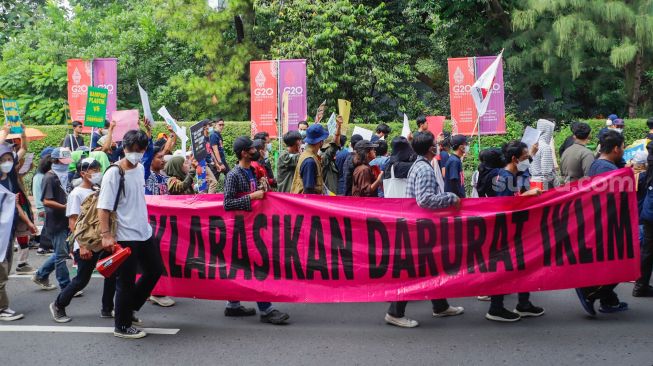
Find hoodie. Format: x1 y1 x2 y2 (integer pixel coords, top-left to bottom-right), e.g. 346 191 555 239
530 119 556 185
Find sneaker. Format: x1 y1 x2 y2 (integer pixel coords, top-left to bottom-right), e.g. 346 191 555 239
31 274 56 290
100 309 114 318
477 296 491 301
0 308 24 321
384 314 419 328
224 305 256 317
433 306 464 318
485 307 521 322
575 288 597 316
73 290 84 297
515 303 545 317
260 310 290 325
49 302 71 323
113 326 147 339
149 296 176 307
15 264 35 275
632 284 653 297
36 248 53 256
599 302 629 314
132 312 143 326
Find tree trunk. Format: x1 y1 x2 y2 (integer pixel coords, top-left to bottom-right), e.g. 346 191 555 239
627 52 643 118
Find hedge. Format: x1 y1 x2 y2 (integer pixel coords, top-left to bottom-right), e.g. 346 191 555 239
18 116 649 194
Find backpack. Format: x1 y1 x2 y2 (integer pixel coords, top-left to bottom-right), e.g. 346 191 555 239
73 164 125 252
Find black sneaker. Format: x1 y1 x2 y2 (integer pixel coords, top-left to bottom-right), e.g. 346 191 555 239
632 284 653 297
575 288 597 316
49 302 71 323
224 306 256 317
485 307 521 322
113 326 146 339
260 310 290 325
100 309 114 318
515 303 545 317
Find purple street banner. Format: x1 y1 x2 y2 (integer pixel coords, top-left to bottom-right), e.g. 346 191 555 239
278 59 307 133
92 58 118 121
475 56 505 134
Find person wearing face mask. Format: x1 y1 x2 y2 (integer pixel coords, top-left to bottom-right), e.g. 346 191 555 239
443 135 468 198
291 124 330 194
32 147 73 292
209 118 229 189
277 131 303 193
485 141 544 322
165 156 197 195
222 136 290 325
49 158 117 323
97 130 163 339
351 140 383 197
251 139 275 191
91 120 110 150
298 120 309 139
253 132 277 186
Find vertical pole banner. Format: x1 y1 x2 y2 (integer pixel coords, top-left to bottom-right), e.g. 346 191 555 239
92 58 118 121
67 59 93 124
250 61 279 138
447 57 477 136
475 56 505 134
278 59 307 133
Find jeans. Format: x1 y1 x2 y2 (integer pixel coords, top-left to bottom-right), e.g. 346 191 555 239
227 301 273 314
637 221 653 286
36 230 70 289
490 293 530 312
387 299 450 318
114 236 163 328
55 250 116 311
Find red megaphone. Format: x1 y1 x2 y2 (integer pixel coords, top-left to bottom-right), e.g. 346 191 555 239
96 244 132 278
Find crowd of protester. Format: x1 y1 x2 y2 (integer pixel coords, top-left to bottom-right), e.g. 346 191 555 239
1 113 652 337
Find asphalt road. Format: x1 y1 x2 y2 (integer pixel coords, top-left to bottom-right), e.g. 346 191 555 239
1 252 651 366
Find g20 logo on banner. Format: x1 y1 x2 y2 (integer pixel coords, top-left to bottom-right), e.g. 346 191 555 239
453 83 501 94
96 84 115 94
71 85 88 94
254 88 274 97
283 86 303 96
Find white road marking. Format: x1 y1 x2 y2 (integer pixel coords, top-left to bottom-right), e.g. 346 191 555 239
0 325 179 335
9 274 103 279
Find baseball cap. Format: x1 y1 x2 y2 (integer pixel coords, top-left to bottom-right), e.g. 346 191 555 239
51 147 72 164
233 136 254 159
40 146 54 159
0 144 13 159
354 140 379 151
613 118 625 127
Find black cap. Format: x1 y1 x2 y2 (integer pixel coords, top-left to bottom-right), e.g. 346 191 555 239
233 136 253 159
450 135 468 149
354 140 379 151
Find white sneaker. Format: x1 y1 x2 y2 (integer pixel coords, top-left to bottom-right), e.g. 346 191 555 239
149 296 175 307
0 308 24 321
477 296 491 301
73 290 84 297
433 306 465 318
384 314 419 328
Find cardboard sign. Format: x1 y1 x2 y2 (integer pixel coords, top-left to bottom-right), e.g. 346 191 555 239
352 126 373 141
338 99 351 133
138 81 155 126
84 87 108 128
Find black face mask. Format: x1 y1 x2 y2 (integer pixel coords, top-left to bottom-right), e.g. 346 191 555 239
251 151 261 161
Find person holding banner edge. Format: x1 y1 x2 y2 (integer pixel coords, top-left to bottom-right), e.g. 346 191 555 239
222 136 290 325
486 140 545 322
385 131 464 328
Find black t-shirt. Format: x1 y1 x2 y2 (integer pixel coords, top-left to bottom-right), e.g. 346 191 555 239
42 171 68 233
63 134 85 150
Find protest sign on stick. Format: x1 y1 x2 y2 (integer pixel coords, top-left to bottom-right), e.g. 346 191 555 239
83 87 108 128
137 81 155 126
190 121 208 162
111 109 139 142
338 99 351 133
2 99 22 134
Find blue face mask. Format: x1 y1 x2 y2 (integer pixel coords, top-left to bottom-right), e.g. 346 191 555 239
209 127 215 134
299 130 307 138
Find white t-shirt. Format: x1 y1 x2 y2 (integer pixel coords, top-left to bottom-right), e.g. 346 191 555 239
97 163 152 241
66 186 94 251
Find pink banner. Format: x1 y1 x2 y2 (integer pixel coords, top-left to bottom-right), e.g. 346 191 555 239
92 58 118 121
278 59 307 133
148 169 640 302
475 56 506 134
250 61 278 138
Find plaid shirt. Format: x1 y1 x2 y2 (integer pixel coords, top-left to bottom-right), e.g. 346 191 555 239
406 156 458 209
224 165 257 211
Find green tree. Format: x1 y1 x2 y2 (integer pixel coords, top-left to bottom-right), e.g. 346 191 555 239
511 0 653 117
